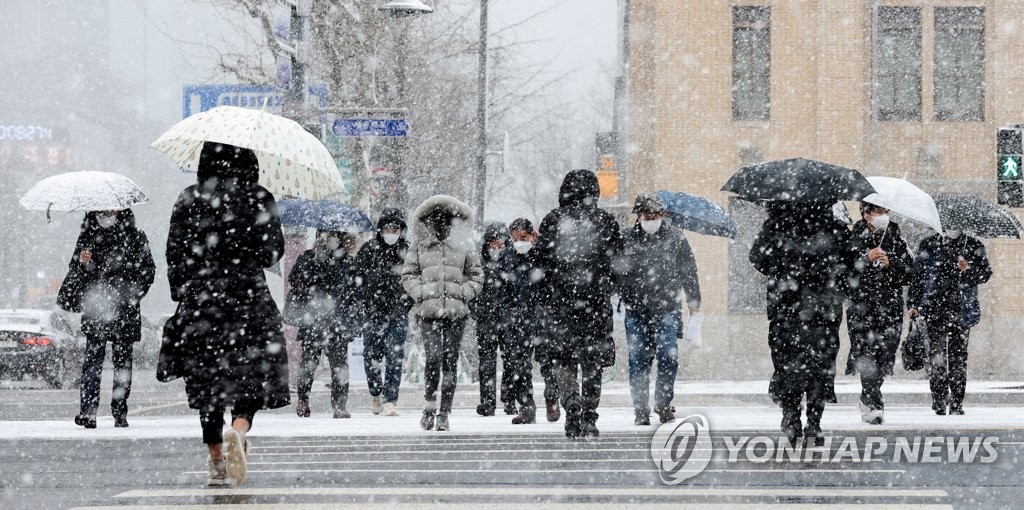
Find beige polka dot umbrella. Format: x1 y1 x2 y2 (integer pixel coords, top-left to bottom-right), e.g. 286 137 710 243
150 106 344 200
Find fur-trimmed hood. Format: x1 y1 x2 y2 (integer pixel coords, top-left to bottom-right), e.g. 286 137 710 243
412 194 474 240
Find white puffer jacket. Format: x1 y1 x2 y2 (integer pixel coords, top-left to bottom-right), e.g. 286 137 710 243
401 195 484 319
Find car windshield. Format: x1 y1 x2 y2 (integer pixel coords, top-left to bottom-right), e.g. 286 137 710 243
0 314 43 326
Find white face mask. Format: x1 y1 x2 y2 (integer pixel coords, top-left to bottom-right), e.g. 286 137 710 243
871 214 890 231
326 237 341 251
513 241 533 254
382 233 401 245
640 219 662 234
96 215 117 229
488 249 504 260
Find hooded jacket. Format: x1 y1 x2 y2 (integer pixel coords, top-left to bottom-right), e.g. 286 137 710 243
618 220 701 315
288 246 362 332
355 208 412 318
909 233 992 327
471 222 513 324
401 195 484 320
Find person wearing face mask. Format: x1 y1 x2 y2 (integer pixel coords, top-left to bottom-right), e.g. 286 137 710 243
505 218 560 424
470 222 515 417
354 208 411 417
616 193 701 426
402 195 484 431
287 230 363 420
58 209 155 430
908 226 991 416
845 202 914 425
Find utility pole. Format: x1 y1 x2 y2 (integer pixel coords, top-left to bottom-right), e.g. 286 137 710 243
474 0 489 225
281 0 310 127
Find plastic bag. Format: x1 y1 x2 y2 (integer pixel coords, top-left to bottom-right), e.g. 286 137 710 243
683 311 704 348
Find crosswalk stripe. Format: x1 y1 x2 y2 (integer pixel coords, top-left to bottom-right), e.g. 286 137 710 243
114 487 949 498
71 504 957 510
182 468 907 475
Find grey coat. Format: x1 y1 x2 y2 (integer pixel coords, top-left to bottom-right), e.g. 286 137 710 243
401 195 484 320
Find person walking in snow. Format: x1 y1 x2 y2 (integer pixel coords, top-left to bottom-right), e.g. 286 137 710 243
402 195 484 432
471 222 516 417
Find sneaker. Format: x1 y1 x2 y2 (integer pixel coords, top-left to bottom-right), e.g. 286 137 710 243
207 457 227 487
113 415 129 428
296 399 311 418
74 414 96 429
545 399 561 422
503 401 518 416
333 409 351 419
476 404 495 417
223 428 248 486
370 396 383 415
420 409 436 430
581 422 600 439
382 403 399 416
949 405 965 416
435 412 450 431
655 406 676 424
634 412 651 426
511 407 536 425
859 400 884 425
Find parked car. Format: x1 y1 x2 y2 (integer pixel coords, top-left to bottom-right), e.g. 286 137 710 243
0 309 83 389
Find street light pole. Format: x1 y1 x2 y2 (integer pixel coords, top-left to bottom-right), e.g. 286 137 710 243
474 0 489 225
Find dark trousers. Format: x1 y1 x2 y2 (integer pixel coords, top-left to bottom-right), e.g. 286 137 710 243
296 326 351 411
554 358 603 426
476 320 512 409
539 357 559 402
423 317 466 414
847 305 902 411
926 318 970 409
506 323 537 410
364 315 408 404
79 335 133 418
199 399 259 444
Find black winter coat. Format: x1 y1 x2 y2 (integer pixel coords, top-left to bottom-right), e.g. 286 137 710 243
355 208 411 318
909 233 992 327
471 222 513 324
749 203 856 405
536 169 622 366
288 248 363 333
164 143 290 412
845 220 915 375
618 221 701 315
58 209 155 343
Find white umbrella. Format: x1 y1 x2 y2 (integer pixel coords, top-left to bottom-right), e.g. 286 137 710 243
862 176 943 233
150 106 345 200
19 171 149 218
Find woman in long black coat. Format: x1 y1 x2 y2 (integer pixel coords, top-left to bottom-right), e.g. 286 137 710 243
59 209 155 429
164 142 289 487
750 202 855 446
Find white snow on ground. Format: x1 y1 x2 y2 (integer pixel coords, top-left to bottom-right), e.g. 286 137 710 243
1 405 1023 441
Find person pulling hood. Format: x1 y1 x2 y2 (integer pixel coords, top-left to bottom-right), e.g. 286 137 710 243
558 169 601 209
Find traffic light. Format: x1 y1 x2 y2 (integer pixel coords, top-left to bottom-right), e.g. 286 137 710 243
997 128 1023 207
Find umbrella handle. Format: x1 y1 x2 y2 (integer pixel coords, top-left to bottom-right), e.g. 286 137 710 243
46 203 52 223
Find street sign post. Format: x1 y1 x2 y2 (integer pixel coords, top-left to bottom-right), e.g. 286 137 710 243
182 84 329 118
331 118 409 137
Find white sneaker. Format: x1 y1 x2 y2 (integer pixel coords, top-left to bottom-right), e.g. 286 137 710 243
859 400 884 425
383 403 399 416
223 428 248 486
207 457 227 487
371 396 383 415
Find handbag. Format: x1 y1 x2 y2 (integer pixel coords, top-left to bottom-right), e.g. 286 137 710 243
57 264 86 313
901 318 928 371
156 304 187 382
282 287 311 327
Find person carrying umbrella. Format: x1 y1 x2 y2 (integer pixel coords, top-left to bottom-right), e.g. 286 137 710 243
58 209 155 429
471 222 516 417
749 201 857 446
617 192 701 426
535 169 623 440
164 142 290 487
402 195 484 432
355 208 412 417
908 228 992 416
845 202 915 425
289 230 363 419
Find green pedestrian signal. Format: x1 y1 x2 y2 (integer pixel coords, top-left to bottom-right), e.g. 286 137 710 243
999 155 1023 181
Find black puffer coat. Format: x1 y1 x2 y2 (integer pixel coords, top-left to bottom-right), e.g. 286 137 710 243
535 170 622 366
164 142 290 411
749 202 856 405
355 208 411 318
471 222 512 324
58 209 155 343
909 233 992 327
288 247 363 333
618 221 701 314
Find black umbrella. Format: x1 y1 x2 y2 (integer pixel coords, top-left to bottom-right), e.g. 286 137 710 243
721 158 875 203
934 194 1023 239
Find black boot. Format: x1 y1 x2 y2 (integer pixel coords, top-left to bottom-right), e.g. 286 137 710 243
563 398 583 440
113 415 129 428
476 404 495 417
781 406 803 446
503 401 518 416
74 414 96 429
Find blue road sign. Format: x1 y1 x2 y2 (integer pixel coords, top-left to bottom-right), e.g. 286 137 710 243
332 118 409 137
182 84 329 118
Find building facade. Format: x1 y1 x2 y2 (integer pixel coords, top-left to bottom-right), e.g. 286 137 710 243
625 0 1024 378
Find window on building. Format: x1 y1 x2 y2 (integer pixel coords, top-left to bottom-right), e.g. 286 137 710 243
732 6 771 121
934 7 985 121
874 6 922 121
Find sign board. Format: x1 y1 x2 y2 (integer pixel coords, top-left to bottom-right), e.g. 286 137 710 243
182 84 329 118
332 118 409 137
